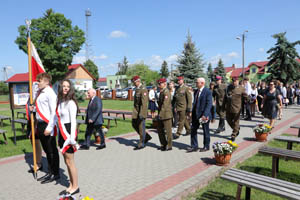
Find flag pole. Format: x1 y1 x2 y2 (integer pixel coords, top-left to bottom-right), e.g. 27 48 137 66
26 19 38 179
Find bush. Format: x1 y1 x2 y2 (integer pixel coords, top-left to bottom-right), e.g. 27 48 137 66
75 89 86 103
0 82 9 95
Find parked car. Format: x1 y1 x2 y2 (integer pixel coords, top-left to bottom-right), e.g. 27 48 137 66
121 87 136 99
103 89 112 98
116 89 123 98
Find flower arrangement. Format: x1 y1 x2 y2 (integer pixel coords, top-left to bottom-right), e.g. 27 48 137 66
212 140 238 155
253 124 273 134
82 196 94 200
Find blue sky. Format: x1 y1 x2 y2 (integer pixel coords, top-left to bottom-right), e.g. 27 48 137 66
1 0 300 79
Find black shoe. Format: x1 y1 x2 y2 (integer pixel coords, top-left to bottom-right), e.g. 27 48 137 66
244 117 252 121
186 147 198 153
67 188 80 196
28 164 43 173
37 173 52 181
199 147 210 152
173 134 180 140
96 144 106 150
134 145 145 150
166 147 172 151
144 134 152 144
230 132 239 141
79 145 89 150
157 146 166 151
41 174 60 184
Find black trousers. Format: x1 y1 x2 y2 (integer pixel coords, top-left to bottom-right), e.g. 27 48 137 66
37 122 60 176
84 123 105 147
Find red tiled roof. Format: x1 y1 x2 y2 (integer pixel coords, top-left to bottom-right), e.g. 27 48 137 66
224 64 236 73
6 72 29 83
98 77 106 82
68 64 82 70
231 68 243 78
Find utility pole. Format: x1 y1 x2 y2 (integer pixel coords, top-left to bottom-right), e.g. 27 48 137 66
237 30 248 79
85 9 91 61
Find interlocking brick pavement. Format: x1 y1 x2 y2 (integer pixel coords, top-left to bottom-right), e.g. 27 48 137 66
0 107 300 200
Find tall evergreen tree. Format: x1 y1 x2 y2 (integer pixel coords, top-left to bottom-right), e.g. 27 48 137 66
15 9 85 83
214 59 226 82
207 62 214 82
160 60 169 78
116 56 129 75
266 32 300 83
176 32 206 86
84 59 99 88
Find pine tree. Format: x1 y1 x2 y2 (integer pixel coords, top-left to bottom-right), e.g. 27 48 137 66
207 63 214 82
214 59 226 82
176 32 206 86
267 32 300 83
117 56 129 75
160 60 169 78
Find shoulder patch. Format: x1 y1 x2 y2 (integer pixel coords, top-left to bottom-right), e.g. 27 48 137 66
165 95 168 99
144 92 147 96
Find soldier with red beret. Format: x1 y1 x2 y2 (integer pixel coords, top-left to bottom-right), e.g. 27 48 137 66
131 76 152 150
157 78 173 151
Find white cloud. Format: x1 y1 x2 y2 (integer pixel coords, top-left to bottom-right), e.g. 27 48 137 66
227 52 239 58
72 56 86 64
93 54 108 60
109 30 128 38
258 48 264 52
166 54 178 63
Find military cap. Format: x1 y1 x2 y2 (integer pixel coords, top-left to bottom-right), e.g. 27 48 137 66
216 76 222 80
132 76 140 82
157 78 167 84
177 76 184 80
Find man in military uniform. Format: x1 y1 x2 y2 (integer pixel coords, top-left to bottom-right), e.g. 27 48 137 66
173 76 192 139
157 78 173 151
213 76 227 133
224 77 248 141
131 76 152 150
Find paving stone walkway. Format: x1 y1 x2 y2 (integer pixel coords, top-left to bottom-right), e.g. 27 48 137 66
0 106 300 200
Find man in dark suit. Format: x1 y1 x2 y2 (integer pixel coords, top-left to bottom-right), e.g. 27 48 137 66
80 88 105 150
187 78 212 152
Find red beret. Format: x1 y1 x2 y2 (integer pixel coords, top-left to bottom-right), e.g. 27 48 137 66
177 76 184 80
232 77 238 81
216 76 222 80
157 78 167 84
132 76 140 82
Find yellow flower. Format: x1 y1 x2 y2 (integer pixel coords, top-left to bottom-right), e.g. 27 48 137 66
227 140 233 145
232 142 238 147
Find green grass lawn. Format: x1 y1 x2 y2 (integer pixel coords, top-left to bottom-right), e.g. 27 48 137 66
0 99 150 159
0 95 9 101
186 135 300 200
79 99 133 111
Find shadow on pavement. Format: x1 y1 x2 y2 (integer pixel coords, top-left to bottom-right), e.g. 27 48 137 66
23 149 69 187
196 191 235 200
200 157 216 165
242 137 256 141
239 165 300 184
239 124 256 128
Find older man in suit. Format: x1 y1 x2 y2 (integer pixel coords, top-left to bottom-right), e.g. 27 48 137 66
80 88 105 150
187 78 212 153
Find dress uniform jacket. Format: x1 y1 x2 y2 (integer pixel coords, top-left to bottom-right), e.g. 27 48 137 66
213 83 227 118
174 85 192 112
158 88 173 120
224 84 247 113
132 85 149 119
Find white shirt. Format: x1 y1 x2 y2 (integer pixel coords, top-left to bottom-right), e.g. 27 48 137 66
36 86 57 135
281 86 287 98
250 88 258 98
244 81 252 95
149 89 156 100
48 100 77 141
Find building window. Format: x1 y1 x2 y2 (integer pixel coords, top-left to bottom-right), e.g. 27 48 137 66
84 83 87 89
251 68 256 73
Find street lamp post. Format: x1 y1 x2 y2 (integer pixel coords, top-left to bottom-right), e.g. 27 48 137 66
237 30 248 79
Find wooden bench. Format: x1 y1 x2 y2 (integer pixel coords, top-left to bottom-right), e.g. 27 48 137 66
77 116 117 130
290 124 300 137
221 168 300 200
274 135 300 150
17 111 27 119
0 115 11 126
12 119 27 133
103 110 132 120
258 146 300 178
0 129 7 144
